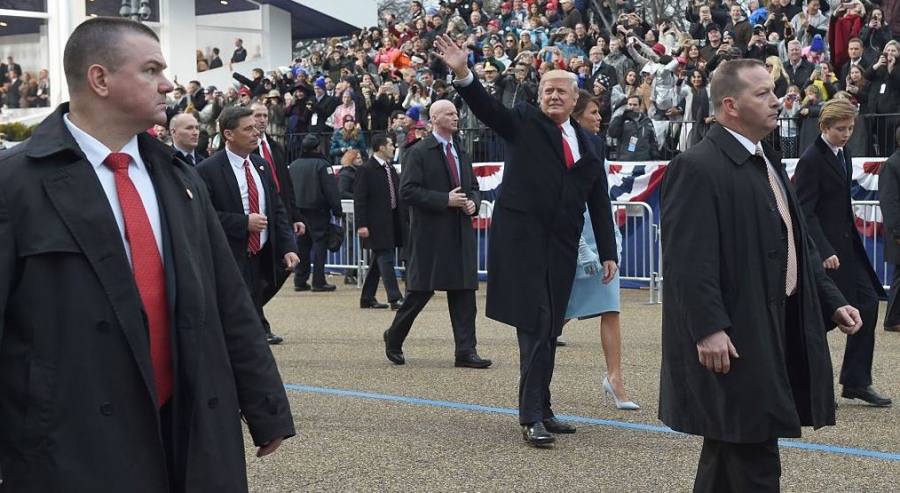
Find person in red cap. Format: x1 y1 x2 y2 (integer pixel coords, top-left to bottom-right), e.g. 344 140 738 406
237 86 253 106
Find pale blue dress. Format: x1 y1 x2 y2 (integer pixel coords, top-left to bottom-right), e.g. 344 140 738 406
565 180 622 318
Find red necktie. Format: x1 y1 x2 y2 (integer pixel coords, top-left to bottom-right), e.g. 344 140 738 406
558 124 575 168
244 159 262 254
445 143 460 187
103 152 173 406
260 139 281 193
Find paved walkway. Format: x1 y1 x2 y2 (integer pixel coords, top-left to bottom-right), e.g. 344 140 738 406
245 277 900 492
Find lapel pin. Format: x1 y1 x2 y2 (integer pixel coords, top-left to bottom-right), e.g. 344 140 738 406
186 189 194 200
259 166 265 171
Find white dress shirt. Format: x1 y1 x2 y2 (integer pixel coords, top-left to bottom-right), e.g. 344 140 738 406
225 147 268 247
724 127 787 198
63 114 163 266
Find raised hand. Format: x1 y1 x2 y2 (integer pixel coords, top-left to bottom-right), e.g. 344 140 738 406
433 34 469 77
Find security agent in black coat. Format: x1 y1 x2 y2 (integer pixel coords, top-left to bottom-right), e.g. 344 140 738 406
384 102 492 368
660 62 862 492
879 136 900 331
289 135 343 291
196 106 300 345
434 34 617 446
793 100 891 407
355 134 406 309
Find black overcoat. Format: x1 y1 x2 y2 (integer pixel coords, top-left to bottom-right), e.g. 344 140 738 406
354 157 407 251
794 136 886 327
455 77 617 335
0 105 295 491
400 135 481 291
878 149 900 264
659 124 846 443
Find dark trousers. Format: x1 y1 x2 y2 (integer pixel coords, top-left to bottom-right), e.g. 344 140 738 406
693 437 781 493
516 288 557 425
295 209 330 288
240 245 270 335
361 248 402 303
386 289 478 357
838 258 880 388
884 264 900 327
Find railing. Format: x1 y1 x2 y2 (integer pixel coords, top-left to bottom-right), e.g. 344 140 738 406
321 198 895 302
322 199 662 303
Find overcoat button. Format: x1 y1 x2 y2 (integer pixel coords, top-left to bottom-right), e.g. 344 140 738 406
208 397 219 409
96 321 110 333
100 402 114 416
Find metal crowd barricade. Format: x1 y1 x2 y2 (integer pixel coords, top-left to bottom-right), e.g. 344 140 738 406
611 201 661 304
330 199 662 302
852 200 891 291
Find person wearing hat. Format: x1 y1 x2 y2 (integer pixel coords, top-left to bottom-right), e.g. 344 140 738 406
289 135 343 292
237 87 253 106
745 24 779 61
559 0 583 30
701 24 725 61
309 76 339 135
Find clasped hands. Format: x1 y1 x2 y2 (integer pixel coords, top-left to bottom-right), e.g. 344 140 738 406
696 305 862 373
448 187 476 215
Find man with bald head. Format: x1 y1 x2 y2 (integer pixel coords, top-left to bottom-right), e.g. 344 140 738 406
382 100 491 368
434 34 618 447
169 112 203 165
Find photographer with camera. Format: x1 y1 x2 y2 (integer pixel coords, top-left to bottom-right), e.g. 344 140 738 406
608 95 660 161
859 7 892 58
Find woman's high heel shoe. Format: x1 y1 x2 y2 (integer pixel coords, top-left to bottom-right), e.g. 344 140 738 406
603 376 640 410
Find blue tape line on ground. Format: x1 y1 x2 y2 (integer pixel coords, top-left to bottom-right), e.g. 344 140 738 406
284 384 900 462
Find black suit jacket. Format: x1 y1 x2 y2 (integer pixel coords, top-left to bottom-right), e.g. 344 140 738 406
354 157 406 250
785 59 814 89
839 57 872 84
0 105 294 491
196 150 297 286
455 76 617 335
794 136 885 312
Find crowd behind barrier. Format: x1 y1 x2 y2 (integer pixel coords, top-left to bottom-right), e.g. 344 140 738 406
314 152 899 306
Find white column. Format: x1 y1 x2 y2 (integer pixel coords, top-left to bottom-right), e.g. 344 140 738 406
47 0 83 104
261 4 292 71
157 0 197 87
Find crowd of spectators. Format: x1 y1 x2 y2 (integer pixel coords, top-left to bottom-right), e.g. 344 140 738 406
162 0 900 162
0 55 51 110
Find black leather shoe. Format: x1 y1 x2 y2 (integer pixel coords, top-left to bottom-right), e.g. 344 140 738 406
522 421 555 447
383 330 405 365
294 283 311 292
542 417 576 434
390 299 404 311
454 354 492 369
266 332 284 345
841 386 892 407
556 339 567 347
344 275 358 285
311 283 336 292
360 299 389 309
885 324 900 332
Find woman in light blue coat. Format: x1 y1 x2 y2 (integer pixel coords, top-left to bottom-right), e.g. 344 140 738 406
564 91 639 410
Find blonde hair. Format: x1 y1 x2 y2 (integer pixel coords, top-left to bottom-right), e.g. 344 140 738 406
340 149 361 167
819 98 858 130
